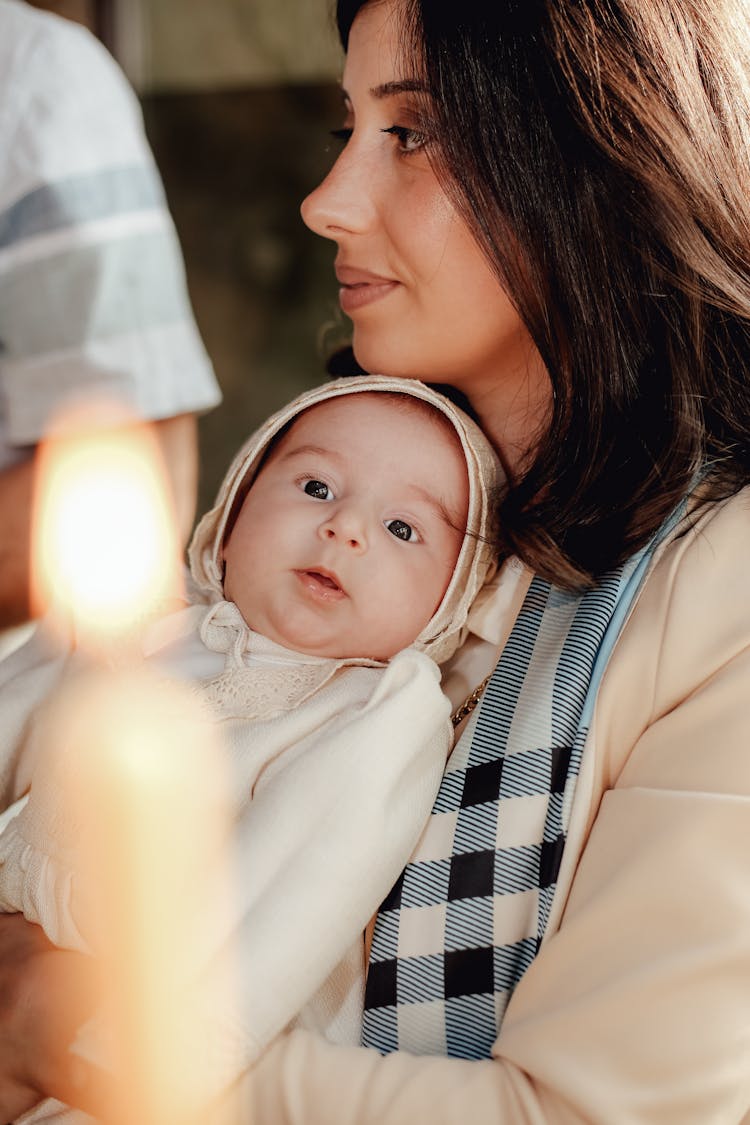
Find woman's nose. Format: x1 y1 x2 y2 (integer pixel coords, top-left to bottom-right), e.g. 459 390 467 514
301 145 376 239
318 506 368 552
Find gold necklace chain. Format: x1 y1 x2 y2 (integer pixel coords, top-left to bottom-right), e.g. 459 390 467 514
451 673 493 729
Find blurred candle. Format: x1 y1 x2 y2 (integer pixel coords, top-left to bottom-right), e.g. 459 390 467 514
29 397 236 1124
47 669 234 1125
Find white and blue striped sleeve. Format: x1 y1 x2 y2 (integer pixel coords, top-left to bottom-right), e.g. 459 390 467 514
0 4 221 456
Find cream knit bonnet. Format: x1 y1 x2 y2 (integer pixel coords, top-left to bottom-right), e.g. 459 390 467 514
189 376 503 665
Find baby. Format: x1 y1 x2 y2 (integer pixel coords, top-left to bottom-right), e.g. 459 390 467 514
0 376 501 1111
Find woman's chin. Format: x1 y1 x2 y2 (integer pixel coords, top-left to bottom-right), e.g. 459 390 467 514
350 334 424 382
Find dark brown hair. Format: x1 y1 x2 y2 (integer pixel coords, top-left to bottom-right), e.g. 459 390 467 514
335 0 750 586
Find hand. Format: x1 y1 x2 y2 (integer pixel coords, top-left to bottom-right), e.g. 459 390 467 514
0 913 104 1120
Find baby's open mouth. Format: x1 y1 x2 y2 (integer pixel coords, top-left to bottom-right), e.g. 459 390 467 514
307 571 340 590
295 569 346 600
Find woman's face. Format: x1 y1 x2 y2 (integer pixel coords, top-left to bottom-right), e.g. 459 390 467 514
301 0 547 457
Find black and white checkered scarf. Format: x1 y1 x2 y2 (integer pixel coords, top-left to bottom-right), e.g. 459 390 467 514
363 506 684 1059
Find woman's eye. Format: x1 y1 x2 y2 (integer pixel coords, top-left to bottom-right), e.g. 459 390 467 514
302 479 334 501
385 519 419 542
329 126 353 147
381 124 427 155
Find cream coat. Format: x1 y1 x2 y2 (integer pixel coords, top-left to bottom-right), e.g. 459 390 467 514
221 487 750 1125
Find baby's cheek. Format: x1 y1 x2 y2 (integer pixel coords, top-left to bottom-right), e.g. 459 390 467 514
423 559 452 601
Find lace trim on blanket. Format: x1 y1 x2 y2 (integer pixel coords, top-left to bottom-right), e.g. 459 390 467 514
194 661 345 721
193 601 372 721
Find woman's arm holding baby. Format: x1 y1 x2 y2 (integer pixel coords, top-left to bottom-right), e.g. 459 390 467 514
0 914 103 1120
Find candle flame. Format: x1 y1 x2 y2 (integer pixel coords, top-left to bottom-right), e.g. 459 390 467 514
31 398 181 642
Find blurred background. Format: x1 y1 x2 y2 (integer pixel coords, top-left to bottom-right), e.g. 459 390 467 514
26 0 350 517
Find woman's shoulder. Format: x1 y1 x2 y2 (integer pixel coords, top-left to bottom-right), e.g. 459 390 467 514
640 483 750 645
621 483 750 660
593 485 750 792
671 480 750 552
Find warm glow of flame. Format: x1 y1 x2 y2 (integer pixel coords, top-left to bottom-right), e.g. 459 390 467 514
30 399 239 1120
47 669 237 1125
31 398 181 642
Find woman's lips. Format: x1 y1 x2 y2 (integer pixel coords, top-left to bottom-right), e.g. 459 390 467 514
336 266 399 313
295 569 346 602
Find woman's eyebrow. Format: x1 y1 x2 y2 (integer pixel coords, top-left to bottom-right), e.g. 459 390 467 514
340 79 428 102
370 79 428 99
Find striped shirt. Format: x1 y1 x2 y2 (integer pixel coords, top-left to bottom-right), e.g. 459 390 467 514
0 0 221 469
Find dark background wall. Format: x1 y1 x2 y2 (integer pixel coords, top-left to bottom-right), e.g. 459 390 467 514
142 84 347 517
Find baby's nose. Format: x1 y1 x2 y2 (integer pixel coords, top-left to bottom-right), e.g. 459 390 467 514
319 508 368 551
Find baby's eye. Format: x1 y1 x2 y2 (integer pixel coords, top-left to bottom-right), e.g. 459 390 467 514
302 479 334 501
385 519 419 542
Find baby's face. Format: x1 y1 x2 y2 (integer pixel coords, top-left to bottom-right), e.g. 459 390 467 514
222 393 469 660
